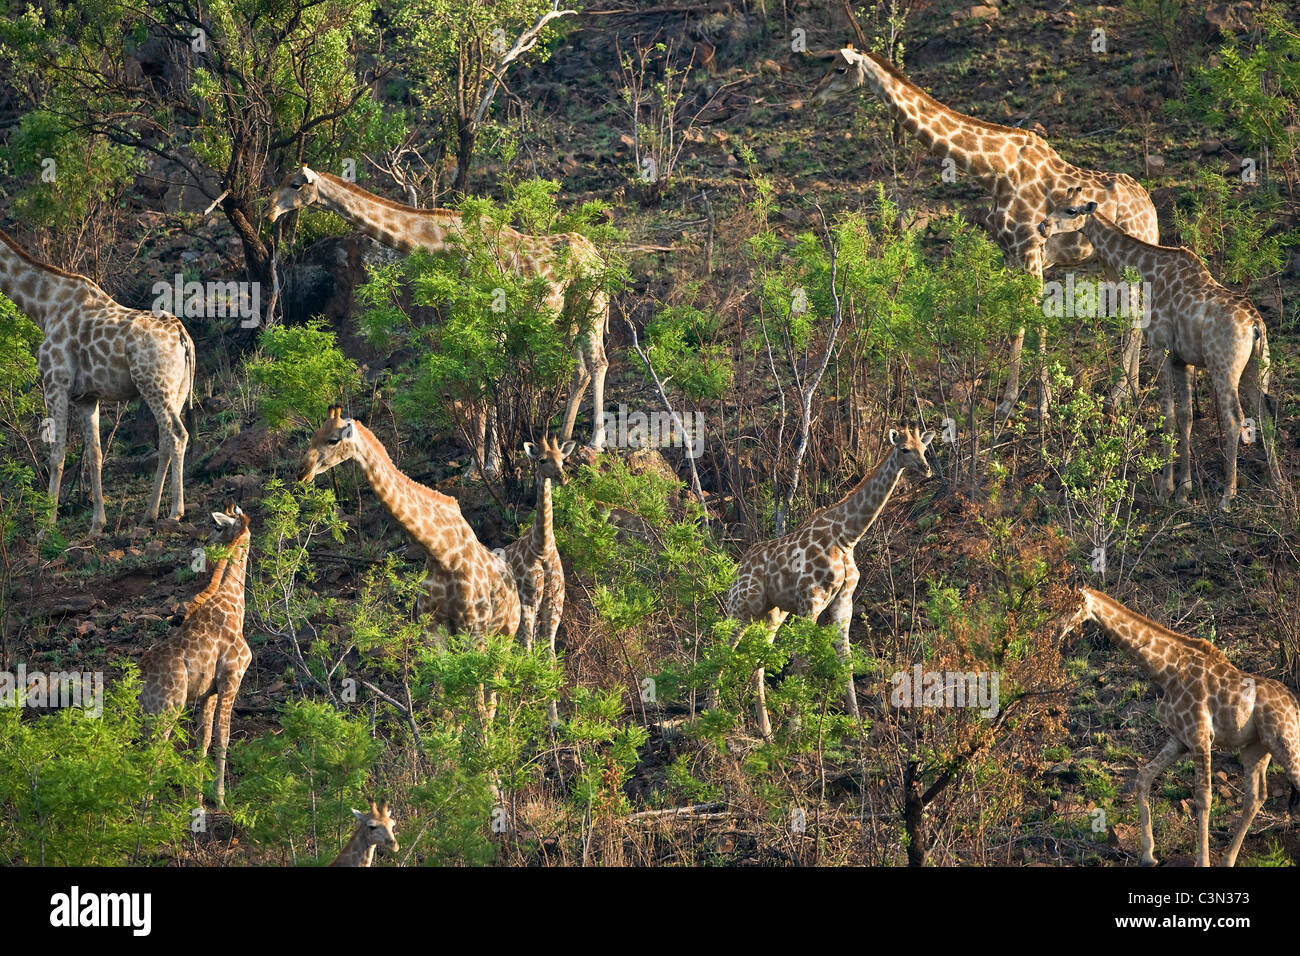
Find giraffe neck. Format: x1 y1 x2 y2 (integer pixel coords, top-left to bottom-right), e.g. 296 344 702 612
525 475 554 560
215 526 252 617
348 421 476 566
0 230 98 328
854 52 1035 184
1077 213 1156 272
1082 590 1180 687
332 827 376 867
821 446 905 547
311 173 464 254
185 554 232 619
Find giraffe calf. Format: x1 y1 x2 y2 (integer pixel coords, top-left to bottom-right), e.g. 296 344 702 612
330 799 400 867
140 505 252 808
724 426 934 737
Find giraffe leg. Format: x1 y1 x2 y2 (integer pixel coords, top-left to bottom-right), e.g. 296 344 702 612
586 322 609 451
1221 742 1270 867
76 401 106 534
1211 373 1244 512
541 594 563 727
997 326 1026 422
1135 737 1186 866
752 608 786 740
166 406 188 521
212 675 241 809
43 385 70 528
196 692 218 757
826 583 860 720
1153 355 1180 503
560 357 593 449
146 424 173 525
1171 361 1194 506
1192 744 1214 867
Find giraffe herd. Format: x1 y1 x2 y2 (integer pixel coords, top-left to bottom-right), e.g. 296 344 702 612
2 34 1297 868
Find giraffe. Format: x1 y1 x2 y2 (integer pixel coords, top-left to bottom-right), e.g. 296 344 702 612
501 435 574 727
139 504 252 808
299 407 520 718
811 48 1159 417
724 426 934 738
330 799 400 867
268 167 609 476
1059 587 1300 867
0 229 195 533
1038 200 1273 511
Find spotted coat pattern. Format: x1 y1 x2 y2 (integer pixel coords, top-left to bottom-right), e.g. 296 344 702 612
813 49 1159 416
502 435 574 726
139 505 252 808
330 800 400 867
1061 587 1300 866
0 230 195 533
1039 202 1272 511
269 168 608 475
725 426 934 737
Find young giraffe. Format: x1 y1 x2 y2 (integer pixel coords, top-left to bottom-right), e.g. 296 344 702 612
1039 200 1273 511
139 504 252 808
0 229 195 533
268 167 609 475
330 799 400 867
1059 587 1300 867
501 435 575 727
300 407 519 721
812 48 1159 417
725 426 934 738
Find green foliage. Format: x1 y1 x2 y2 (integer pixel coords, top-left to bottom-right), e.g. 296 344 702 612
0 667 203 865
1039 364 1173 576
3 111 141 235
1185 5 1300 188
644 300 735 402
228 698 382 864
1170 168 1299 286
356 182 626 458
247 481 349 696
244 319 362 431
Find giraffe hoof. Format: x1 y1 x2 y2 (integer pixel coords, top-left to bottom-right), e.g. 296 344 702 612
1139 856 1159 867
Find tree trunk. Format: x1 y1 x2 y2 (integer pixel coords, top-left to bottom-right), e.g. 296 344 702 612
903 760 927 867
454 119 478 196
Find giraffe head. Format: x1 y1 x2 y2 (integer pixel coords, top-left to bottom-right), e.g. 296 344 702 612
523 435 576 485
1056 587 1098 642
211 503 249 543
1038 188 1098 239
811 47 868 105
353 799 400 856
888 425 935 480
268 166 322 223
298 405 360 482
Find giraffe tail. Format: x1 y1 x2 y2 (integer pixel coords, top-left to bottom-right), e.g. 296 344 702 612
182 325 197 411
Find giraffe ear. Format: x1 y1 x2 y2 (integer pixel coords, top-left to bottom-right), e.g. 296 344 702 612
1084 201 1098 214
523 442 539 460
302 165 318 184
212 511 238 528
888 428 901 446
338 421 354 441
352 808 367 824
920 430 935 448
560 440 577 458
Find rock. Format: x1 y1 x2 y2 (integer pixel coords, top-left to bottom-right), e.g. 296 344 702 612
968 5 1000 18
1206 2 1254 33
1145 154 1167 174
757 59 783 74
203 425 283 476
1200 139 1224 154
